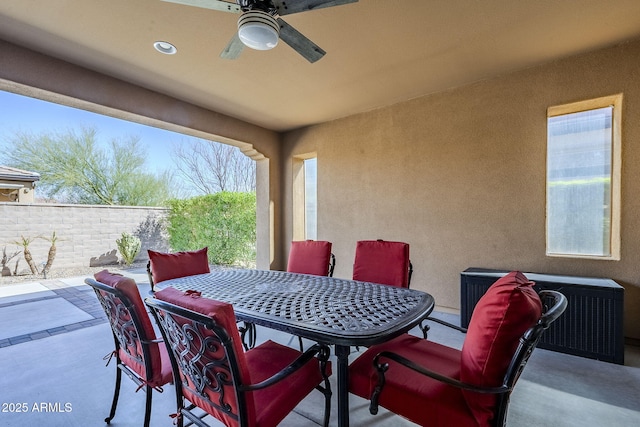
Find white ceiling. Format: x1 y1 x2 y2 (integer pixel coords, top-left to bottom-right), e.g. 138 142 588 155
1 0 640 132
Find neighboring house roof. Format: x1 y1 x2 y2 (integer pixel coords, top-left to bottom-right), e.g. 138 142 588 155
0 166 40 182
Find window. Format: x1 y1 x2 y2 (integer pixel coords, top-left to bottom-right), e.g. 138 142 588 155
292 154 317 240
546 94 622 259
304 158 318 240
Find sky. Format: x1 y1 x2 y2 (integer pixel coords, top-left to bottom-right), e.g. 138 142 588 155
0 89 196 178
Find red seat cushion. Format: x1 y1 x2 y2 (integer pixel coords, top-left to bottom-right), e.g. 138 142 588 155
352 240 410 287
460 271 542 425
147 247 210 284
94 270 172 388
287 240 332 276
246 340 330 427
349 334 477 427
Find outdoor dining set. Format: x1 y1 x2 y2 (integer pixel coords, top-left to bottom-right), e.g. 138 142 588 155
85 239 566 427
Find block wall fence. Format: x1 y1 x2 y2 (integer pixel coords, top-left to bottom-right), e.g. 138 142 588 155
0 202 169 273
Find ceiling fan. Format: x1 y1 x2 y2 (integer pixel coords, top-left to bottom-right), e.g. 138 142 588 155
161 0 359 63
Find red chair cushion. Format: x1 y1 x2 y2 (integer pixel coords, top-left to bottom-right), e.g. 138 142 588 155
246 340 330 427
460 271 542 425
154 286 252 425
147 247 210 284
94 270 172 387
349 334 477 427
352 240 410 287
287 240 332 276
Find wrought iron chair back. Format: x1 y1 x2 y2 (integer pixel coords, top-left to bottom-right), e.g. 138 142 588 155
147 297 248 426
145 293 332 427
86 276 171 427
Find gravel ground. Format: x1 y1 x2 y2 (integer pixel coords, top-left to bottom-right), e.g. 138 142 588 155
0 262 148 285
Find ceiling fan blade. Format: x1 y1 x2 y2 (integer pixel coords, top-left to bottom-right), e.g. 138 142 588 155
273 0 358 16
277 18 326 63
161 0 241 13
220 33 244 59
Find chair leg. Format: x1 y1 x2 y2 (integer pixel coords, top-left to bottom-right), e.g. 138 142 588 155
105 365 122 424
321 381 332 427
318 345 332 427
143 385 153 427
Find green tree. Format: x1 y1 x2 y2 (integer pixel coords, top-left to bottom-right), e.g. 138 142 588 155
2 127 174 205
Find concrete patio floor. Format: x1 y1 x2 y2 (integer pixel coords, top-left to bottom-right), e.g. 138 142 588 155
1 268 639 426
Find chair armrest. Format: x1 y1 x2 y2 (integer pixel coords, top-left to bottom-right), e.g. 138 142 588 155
239 343 331 392
424 316 467 333
369 350 509 415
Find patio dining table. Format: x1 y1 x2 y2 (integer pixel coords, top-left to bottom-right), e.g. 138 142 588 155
158 268 435 427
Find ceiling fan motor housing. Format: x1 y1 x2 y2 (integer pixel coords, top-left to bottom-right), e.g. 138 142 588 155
237 10 280 50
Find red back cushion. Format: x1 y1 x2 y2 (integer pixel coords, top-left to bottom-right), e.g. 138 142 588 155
94 270 163 384
154 287 255 425
352 240 410 287
147 247 210 284
287 240 332 276
460 271 542 425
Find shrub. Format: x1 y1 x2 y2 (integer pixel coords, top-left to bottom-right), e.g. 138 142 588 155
116 232 141 265
166 192 256 266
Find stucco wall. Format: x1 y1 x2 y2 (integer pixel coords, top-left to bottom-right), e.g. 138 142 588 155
282 39 640 340
0 203 168 273
0 180 36 203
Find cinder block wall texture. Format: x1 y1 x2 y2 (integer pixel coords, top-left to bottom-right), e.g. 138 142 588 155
0 203 169 274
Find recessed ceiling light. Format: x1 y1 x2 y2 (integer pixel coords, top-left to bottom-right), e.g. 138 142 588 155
153 41 177 55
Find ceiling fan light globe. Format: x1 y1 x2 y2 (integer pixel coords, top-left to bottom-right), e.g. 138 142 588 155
237 10 280 51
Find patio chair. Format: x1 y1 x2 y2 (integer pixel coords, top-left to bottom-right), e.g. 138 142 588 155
287 239 336 350
86 270 173 427
145 286 333 427
349 271 567 427
352 239 413 288
287 240 336 277
147 248 256 350
352 239 430 340
352 239 458 339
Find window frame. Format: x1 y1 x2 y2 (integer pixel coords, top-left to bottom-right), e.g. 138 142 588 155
546 94 622 260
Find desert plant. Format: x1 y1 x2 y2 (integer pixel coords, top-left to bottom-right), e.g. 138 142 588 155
41 231 59 277
116 232 141 266
1 246 20 276
13 258 20 275
13 235 39 274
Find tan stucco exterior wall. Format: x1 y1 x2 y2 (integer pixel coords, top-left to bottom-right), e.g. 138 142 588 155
282 39 640 340
0 39 284 270
0 180 36 203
